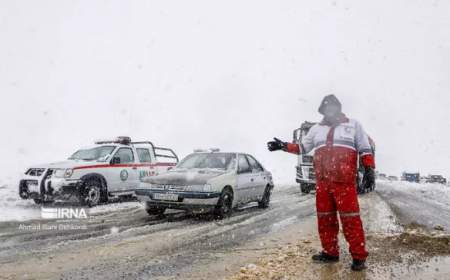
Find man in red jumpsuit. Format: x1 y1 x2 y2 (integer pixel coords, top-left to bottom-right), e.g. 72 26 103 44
267 95 375 271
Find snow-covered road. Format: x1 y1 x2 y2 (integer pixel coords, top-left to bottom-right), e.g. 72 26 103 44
376 181 450 233
0 180 449 279
0 185 318 279
0 177 145 222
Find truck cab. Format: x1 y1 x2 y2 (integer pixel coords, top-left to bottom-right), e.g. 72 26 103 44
19 137 179 206
293 122 317 194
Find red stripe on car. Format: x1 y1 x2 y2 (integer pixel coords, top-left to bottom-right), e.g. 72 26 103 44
73 162 176 170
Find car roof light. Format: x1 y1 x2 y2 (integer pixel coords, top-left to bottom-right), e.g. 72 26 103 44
95 136 132 145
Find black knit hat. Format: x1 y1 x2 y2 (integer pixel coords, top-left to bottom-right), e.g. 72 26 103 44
318 94 342 114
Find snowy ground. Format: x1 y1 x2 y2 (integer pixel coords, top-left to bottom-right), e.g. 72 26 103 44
0 178 295 222
2 178 448 225
376 180 450 232
0 176 143 222
378 180 450 209
230 180 450 280
0 179 449 279
0 177 41 222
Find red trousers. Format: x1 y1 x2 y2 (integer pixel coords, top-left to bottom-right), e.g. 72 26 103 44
316 180 368 260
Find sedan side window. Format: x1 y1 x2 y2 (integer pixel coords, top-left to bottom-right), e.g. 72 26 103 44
114 148 135 164
246 155 264 172
238 155 251 174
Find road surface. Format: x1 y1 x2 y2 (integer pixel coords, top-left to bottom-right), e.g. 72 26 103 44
0 182 449 280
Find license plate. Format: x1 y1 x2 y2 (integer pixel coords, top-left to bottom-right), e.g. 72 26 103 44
153 193 179 201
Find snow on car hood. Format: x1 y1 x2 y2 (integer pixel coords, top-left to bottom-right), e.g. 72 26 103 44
143 168 227 185
30 160 103 170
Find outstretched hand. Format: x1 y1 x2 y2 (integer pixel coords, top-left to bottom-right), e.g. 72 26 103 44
267 137 287 152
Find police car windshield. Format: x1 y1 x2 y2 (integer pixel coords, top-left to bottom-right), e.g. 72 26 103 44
177 153 236 170
69 146 116 161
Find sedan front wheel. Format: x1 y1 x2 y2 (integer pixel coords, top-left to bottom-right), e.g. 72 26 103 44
214 188 233 219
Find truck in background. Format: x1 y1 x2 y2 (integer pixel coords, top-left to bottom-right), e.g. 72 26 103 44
401 172 420 183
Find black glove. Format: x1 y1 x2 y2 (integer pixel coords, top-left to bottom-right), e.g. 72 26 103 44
267 137 287 152
362 167 375 190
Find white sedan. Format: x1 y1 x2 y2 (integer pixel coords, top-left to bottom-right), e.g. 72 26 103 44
135 151 274 218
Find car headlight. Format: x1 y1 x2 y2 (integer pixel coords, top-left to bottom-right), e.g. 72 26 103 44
184 185 209 192
53 169 74 178
149 184 164 190
53 169 66 178
202 184 212 192
64 169 74 178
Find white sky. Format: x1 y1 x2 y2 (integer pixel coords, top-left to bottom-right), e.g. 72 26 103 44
1 1 450 183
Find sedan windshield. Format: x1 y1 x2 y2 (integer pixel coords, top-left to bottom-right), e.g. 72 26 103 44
177 153 236 170
69 146 116 161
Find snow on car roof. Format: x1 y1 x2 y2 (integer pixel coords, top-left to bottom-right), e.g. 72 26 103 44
192 151 240 154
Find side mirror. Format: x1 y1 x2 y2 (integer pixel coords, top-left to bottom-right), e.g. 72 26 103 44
111 157 121 165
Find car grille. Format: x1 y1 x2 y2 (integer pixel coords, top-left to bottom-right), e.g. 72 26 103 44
151 185 186 191
26 168 46 176
296 166 303 177
297 166 316 180
167 185 185 191
302 155 314 164
308 168 316 180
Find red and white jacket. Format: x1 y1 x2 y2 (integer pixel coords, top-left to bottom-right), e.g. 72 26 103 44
286 118 375 184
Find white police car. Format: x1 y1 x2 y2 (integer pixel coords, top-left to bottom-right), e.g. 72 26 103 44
19 137 179 206
135 150 274 218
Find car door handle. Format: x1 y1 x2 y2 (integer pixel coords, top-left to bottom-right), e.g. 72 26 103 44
132 166 137 170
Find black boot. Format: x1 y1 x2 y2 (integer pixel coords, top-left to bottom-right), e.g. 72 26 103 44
311 251 339 263
351 259 366 271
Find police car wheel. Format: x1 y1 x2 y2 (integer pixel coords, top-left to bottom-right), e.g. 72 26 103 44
79 179 102 207
214 188 233 219
258 186 272 208
33 198 53 205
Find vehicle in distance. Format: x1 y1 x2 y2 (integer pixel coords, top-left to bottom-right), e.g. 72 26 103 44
387 175 399 181
19 136 178 206
401 172 420 183
135 150 274 218
426 175 447 184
